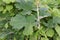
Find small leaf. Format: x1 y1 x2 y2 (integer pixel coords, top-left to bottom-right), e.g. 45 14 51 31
3 0 11 4
53 16 60 24
10 0 16 3
56 36 60 40
46 28 54 37
29 34 37 40
39 26 47 37
39 6 51 17
55 25 60 36
41 37 49 40
4 23 8 29
6 5 13 11
0 31 13 39
52 8 60 17
3 0 15 4
0 6 4 12
3 9 7 14
0 0 3 5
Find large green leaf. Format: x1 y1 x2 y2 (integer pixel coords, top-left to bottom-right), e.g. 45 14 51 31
0 0 3 5
10 14 26 30
15 0 34 10
10 13 36 35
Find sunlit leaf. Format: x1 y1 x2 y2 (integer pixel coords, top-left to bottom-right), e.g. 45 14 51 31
55 25 60 36
46 28 54 37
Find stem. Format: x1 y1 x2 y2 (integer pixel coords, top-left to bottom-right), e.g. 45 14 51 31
36 0 40 29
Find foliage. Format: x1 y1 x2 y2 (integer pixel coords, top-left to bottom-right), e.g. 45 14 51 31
0 0 60 40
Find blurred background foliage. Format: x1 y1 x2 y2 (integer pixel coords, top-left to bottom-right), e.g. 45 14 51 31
0 0 60 40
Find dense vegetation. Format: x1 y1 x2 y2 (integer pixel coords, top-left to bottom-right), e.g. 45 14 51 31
0 0 60 40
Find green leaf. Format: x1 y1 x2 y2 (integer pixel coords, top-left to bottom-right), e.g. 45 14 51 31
53 16 60 24
41 37 49 40
4 23 8 29
39 27 46 37
21 10 32 15
56 36 60 40
0 20 6 28
0 31 13 39
0 6 4 12
14 37 16 40
0 0 3 5
39 7 51 17
55 25 60 36
57 0 60 4
10 13 36 35
23 24 33 35
46 28 54 37
29 34 37 40
52 8 60 17
10 0 16 3
23 15 36 35
15 0 34 10
3 0 11 4
10 14 26 30
3 9 7 14
42 19 56 28
3 0 15 4
41 0 56 4
0 32 8 39
6 5 13 11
